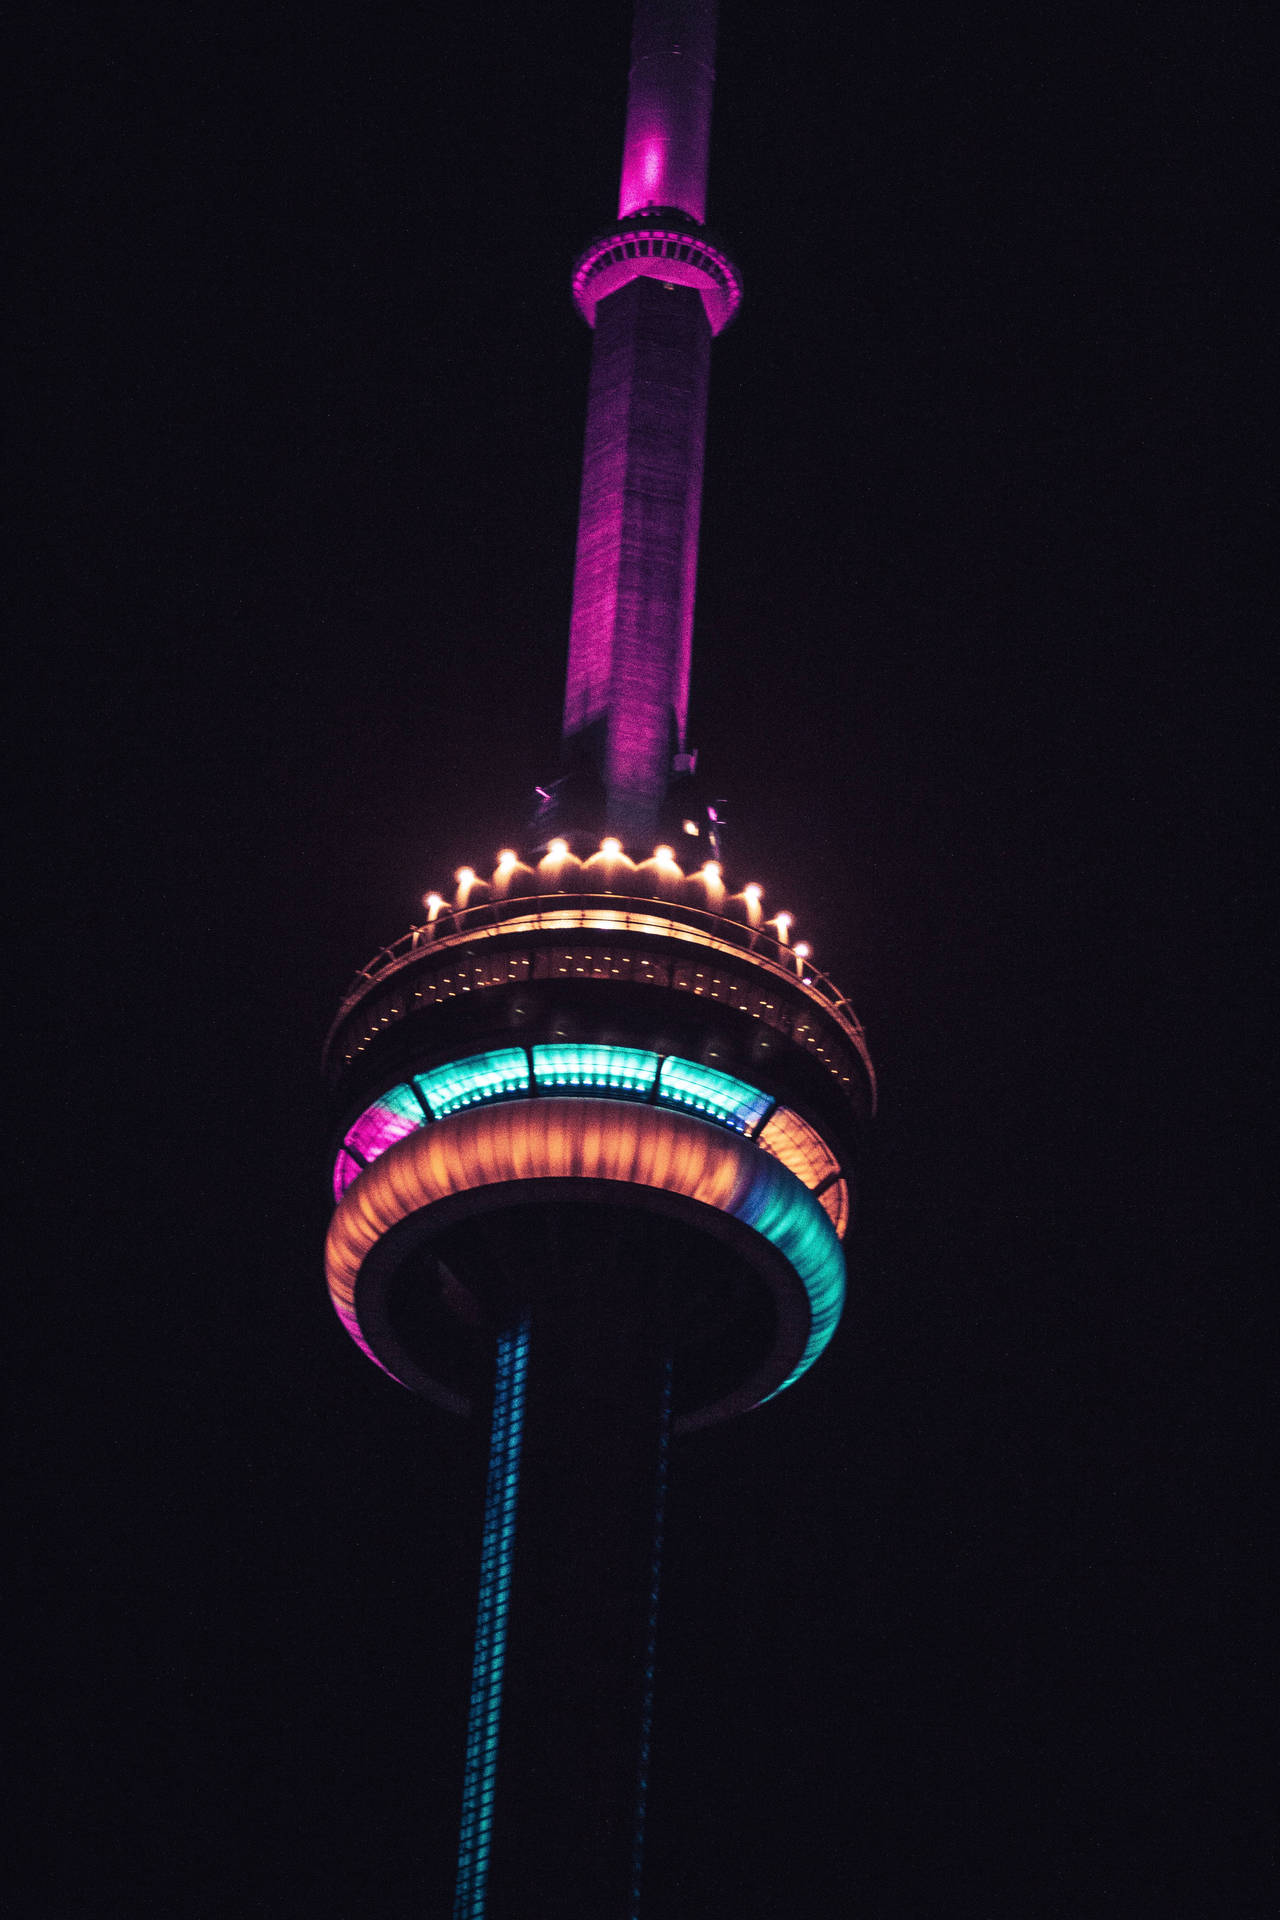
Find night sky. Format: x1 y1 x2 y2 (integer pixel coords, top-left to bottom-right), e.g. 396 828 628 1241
22 3 1264 1915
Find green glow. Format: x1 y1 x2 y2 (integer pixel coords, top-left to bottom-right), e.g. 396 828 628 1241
533 1043 659 1096
416 1048 530 1118
656 1055 771 1133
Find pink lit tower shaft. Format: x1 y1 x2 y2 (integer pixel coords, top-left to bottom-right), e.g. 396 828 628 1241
558 0 740 846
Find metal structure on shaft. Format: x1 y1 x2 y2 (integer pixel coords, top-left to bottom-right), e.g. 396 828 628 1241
321 6 874 1916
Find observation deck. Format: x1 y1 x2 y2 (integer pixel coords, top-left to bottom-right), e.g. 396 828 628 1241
323 843 874 1431
571 211 742 334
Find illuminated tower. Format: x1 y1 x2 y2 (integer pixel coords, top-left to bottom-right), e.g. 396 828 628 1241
321 5 874 1917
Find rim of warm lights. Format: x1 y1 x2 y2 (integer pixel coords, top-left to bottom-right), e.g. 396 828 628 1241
327 889 874 1096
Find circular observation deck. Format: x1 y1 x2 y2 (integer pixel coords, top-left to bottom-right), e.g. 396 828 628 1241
571 211 741 335
324 845 874 1430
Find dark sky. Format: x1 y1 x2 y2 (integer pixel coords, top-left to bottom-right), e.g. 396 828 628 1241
20 3 1264 1915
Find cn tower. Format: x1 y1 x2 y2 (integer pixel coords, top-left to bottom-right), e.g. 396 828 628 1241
321 4 874 1915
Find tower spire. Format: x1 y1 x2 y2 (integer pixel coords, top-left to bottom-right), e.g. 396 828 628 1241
557 0 740 846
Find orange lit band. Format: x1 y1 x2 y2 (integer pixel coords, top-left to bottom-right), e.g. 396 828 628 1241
325 1098 845 1429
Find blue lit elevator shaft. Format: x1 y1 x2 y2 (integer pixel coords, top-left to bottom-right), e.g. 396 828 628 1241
453 1319 530 1920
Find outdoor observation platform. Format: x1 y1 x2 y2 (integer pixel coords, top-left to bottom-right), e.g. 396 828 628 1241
571 210 742 334
323 843 874 1432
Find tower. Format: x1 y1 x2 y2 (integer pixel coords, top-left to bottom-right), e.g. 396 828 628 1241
321 4 874 1915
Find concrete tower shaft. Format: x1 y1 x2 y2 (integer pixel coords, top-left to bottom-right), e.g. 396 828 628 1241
619 0 718 224
561 0 738 846
562 275 710 842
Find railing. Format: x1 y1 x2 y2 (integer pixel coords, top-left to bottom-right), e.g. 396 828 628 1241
329 890 874 1087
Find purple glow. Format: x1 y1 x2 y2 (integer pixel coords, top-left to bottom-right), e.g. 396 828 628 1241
342 1084 425 1175
564 275 711 836
571 228 740 335
332 1148 363 1202
559 7 733 837
617 5 717 223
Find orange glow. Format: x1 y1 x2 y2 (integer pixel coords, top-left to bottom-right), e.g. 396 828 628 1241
794 942 811 960
326 1101 760 1329
740 883 764 928
492 850 525 896
757 1104 840 1202
653 844 677 864
698 859 726 909
424 892 444 919
819 1180 850 1238
682 819 699 835
548 838 569 859
774 912 792 942
584 839 636 883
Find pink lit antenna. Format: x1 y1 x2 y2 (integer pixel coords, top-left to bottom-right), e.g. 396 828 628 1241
559 0 739 845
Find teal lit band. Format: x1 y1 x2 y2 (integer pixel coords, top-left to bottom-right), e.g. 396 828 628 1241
533 1042 658 1096
737 1170 845 1400
656 1054 772 1132
453 1317 530 1919
336 1045 788 1196
418 1047 530 1119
